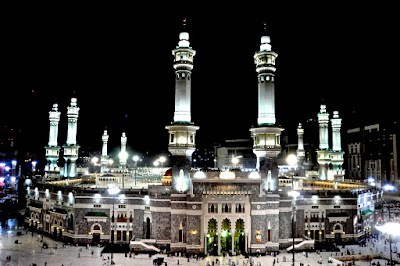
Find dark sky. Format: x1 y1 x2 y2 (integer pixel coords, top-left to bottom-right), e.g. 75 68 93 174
2 5 398 159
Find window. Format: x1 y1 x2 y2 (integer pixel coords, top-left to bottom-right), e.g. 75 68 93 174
170 133 175 143
334 206 341 209
222 203 231 213
312 206 319 209
236 203 244 213
208 203 218 213
94 204 101 208
118 205 126 208
93 225 100 230
179 229 183 242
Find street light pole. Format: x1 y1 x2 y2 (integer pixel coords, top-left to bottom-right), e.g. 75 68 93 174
108 186 120 265
133 156 139 187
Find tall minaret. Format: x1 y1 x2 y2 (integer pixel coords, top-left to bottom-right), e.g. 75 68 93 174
119 132 128 168
318 104 329 150
296 123 305 176
166 23 201 255
316 104 331 180
45 103 61 173
100 129 109 173
165 30 199 161
249 27 284 191
63 98 80 178
331 111 345 180
331 111 342 151
296 123 305 158
166 29 199 196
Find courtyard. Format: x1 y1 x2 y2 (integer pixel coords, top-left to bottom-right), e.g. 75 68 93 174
1 222 399 266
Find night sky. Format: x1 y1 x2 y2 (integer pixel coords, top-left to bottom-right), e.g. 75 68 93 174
2 5 398 161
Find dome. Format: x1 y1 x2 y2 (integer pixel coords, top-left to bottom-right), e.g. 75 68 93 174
163 168 172 177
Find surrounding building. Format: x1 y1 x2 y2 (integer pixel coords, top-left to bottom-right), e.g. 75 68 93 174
346 122 399 190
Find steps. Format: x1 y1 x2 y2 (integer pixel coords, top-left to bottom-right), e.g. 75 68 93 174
286 240 315 251
129 241 160 253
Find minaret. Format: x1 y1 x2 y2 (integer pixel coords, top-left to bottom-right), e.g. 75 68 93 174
45 103 61 174
165 30 199 162
296 123 305 158
119 132 128 168
331 111 345 181
249 29 284 192
165 29 199 196
100 129 109 173
318 104 329 150
316 104 331 180
331 111 342 151
296 123 305 176
63 98 80 178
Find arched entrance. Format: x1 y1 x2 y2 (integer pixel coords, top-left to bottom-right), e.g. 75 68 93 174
220 218 232 255
145 217 151 239
234 219 245 255
92 224 101 245
206 218 218 255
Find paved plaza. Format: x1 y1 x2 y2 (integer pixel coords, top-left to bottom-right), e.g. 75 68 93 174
1 224 400 266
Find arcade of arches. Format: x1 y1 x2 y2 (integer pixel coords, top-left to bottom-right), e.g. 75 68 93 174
206 218 246 255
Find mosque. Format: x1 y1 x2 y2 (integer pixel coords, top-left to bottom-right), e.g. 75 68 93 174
26 27 383 255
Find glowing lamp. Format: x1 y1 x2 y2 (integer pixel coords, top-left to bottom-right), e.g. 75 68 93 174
248 171 261 179
219 170 235 180
193 171 206 179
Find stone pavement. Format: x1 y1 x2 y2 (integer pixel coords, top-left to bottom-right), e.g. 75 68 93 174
1 227 400 265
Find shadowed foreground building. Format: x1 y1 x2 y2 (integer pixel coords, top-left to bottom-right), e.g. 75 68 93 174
26 29 384 255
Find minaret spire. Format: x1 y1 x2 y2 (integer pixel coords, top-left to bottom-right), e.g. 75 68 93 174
250 28 283 191
119 132 128 168
45 102 61 175
100 129 109 173
166 26 199 196
63 97 80 178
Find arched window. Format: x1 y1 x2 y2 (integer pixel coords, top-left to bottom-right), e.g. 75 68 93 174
224 204 229 213
210 204 214 213
93 225 100 230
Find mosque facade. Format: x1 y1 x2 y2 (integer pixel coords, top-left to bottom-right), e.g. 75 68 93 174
26 28 383 255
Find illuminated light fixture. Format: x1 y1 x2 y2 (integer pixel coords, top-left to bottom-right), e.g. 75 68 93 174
144 195 150 205
383 184 395 192
375 222 400 237
190 230 198 235
206 233 210 237
45 189 50 198
68 192 74 204
193 171 206 179
311 195 318 201
288 190 300 200
94 193 101 203
249 171 261 179
286 154 298 168
119 194 125 203
176 169 188 193
219 170 235 180
220 230 229 237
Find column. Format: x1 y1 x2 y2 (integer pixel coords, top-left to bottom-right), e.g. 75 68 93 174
231 223 235 255
218 228 221 255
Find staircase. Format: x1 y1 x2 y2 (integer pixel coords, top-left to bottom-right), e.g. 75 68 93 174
129 241 161 252
286 240 315 251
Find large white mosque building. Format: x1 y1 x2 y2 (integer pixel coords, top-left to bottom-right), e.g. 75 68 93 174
26 26 383 255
